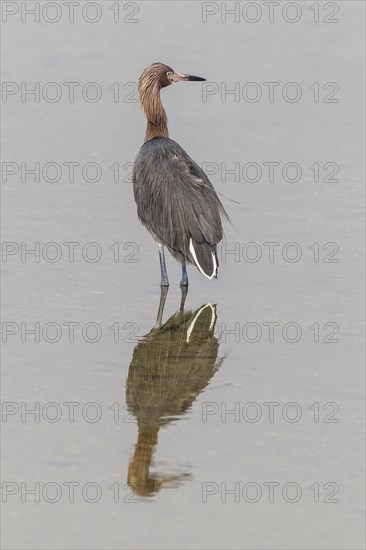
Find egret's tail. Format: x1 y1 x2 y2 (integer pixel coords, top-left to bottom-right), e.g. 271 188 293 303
189 238 218 280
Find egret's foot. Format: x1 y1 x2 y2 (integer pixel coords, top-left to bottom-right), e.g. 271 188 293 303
154 286 169 328
180 264 188 287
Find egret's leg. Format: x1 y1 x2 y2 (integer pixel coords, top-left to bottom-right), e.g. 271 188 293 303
179 284 188 313
154 286 169 329
180 263 188 287
158 244 169 287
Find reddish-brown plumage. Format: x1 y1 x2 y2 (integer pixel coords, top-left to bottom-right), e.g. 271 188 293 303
138 63 173 142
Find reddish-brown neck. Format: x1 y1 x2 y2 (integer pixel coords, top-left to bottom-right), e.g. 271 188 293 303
139 82 169 143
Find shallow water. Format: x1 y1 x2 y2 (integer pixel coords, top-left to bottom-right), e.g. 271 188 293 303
1 1 365 549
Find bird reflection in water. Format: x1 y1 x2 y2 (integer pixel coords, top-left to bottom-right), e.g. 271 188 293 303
126 287 223 497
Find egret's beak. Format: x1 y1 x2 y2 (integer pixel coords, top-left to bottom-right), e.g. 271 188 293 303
172 72 206 82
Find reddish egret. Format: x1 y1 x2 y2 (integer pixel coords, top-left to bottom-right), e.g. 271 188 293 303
133 62 228 287
126 289 221 495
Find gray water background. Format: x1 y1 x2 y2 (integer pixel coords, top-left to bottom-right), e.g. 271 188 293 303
1 1 365 548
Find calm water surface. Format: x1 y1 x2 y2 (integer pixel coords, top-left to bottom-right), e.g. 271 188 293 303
2 2 365 549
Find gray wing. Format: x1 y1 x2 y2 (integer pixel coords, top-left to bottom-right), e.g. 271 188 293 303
132 137 228 262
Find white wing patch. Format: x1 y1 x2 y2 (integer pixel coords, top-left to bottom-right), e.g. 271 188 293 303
186 304 216 343
189 238 217 280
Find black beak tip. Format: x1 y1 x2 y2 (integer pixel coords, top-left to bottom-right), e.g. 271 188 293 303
188 75 206 82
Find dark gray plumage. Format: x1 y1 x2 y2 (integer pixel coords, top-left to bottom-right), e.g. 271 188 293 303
133 137 227 277
132 63 228 286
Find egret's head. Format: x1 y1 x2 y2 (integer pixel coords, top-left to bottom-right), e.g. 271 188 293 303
139 62 206 92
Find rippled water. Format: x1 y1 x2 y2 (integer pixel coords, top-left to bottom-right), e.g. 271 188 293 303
2 1 365 549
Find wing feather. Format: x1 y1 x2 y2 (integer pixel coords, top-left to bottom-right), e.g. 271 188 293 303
133 137 228 267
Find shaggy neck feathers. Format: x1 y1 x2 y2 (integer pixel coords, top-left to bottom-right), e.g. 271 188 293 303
139 74 169 143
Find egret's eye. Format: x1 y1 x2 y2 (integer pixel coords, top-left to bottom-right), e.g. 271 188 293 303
166 71 173 78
